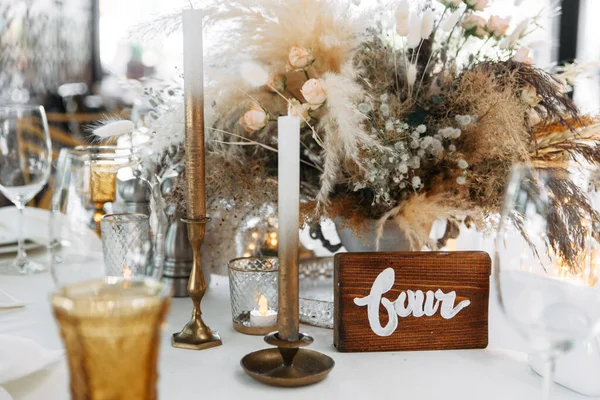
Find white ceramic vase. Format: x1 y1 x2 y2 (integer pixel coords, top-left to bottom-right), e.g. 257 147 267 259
335 218 415 252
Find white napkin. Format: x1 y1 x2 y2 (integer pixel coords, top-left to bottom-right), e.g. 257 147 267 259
0 290 25 310
0 335 63 385
0 387 13 400
0 207 52 248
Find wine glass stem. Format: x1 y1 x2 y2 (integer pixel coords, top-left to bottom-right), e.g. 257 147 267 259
15 203 27 274
542 356 556 400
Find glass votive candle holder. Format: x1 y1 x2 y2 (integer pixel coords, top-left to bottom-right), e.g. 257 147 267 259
100 213 153 278
228 257 278 335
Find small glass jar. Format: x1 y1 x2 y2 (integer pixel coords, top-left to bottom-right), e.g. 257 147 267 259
228 257 278 335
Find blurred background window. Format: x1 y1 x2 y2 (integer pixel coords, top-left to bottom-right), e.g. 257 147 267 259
98 0 183 81
573 0 600 112
0 0 92 104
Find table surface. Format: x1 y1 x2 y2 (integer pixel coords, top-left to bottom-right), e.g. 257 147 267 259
0 208 593 400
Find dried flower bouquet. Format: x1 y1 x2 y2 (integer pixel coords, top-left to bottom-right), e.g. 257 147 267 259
140 0 600 271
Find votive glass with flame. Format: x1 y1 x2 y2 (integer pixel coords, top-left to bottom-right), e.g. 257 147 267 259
100 213 155 279
228 257 278 335
52 278 170 400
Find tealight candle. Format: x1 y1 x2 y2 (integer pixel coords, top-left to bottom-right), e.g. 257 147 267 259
228 257 279 335
250 294 277 327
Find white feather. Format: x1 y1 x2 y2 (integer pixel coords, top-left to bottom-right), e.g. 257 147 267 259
93 120 134 138
420 9 434 39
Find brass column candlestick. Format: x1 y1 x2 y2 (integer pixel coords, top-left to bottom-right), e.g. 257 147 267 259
171 7 222 351
240 117 334 387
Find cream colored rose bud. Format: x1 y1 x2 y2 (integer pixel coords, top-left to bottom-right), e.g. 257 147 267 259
520 85 541 107
288 46 313 70
301 78 327 110
461 15 487 39
267 73 286 93
465 0 490 11
439 0 462 8
239 102 268 133
287 99 310 121
485 15 509 39
512 47 534 64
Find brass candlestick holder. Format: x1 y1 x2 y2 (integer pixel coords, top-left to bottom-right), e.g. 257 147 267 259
240 192 334 386
172 8 222 351
241 332 334 387
171 218 222 350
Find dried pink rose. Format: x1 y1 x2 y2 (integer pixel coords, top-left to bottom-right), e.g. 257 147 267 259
287 46 313 71
301 78 327 110
239 102 268 133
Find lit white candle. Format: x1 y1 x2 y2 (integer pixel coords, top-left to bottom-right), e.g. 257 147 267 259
249 294 277 327
277 115 301 341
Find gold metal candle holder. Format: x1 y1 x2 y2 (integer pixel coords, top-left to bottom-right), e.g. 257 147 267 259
172 8 222 351
240 198 334 385
171 218 222 350
241 331 334 387
241 115 334 387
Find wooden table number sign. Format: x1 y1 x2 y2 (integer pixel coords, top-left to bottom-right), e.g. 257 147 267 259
334 252 491 353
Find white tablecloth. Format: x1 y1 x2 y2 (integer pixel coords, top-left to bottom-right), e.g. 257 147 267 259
0 207 593 399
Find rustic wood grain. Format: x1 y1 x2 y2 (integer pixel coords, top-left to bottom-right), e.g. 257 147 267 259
334 252 491 353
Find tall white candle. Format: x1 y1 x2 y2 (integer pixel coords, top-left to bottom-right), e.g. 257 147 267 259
182 8 206 220
277 116 301 341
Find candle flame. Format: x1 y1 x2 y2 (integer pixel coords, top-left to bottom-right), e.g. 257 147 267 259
122 265 132 280
258 294 269 316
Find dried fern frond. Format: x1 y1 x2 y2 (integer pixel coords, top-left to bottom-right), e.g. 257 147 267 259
466 61 580 127
534 119 600 164
385 193 473 250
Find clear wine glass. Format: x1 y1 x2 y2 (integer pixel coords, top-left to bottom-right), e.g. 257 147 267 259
495 163 600 399
0 105 52 275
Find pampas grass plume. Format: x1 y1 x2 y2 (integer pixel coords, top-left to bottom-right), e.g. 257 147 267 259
420 9 434 39
396 1 410 36
441 9 462 32
407 63 417 87
93 120 134 138
407 13 421 48
240 61 269 87
501 18 529 49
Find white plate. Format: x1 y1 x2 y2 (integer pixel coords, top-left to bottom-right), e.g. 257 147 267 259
0 240 45 255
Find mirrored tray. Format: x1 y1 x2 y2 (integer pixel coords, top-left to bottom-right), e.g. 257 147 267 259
299 257 334 329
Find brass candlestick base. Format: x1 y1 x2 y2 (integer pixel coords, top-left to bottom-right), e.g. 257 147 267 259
172 218 222 350
233 322 276 336
241 332 334 387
